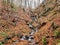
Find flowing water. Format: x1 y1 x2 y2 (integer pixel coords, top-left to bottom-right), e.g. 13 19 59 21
9 0 44 9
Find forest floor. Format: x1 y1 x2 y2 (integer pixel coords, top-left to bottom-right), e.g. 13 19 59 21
0 0 60 45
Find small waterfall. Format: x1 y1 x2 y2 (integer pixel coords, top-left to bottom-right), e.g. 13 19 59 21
9 0 44 9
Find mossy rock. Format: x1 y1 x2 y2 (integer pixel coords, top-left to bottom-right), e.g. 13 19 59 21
0 31 7 37
42 36 47 45
54 30 60 38
0 42 3 45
